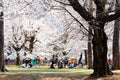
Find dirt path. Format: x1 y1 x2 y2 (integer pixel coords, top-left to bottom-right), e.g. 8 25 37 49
0 73 120 80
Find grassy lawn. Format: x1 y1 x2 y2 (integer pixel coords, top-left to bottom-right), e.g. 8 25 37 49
5 65 120 75
0 65 120 80
5 65 93 76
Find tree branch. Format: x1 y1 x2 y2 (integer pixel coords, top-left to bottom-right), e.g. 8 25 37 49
63 7 94 36
102 10 120 22
94 0 106 13
54 0 70 6
99 1 120 22
68 0 94 21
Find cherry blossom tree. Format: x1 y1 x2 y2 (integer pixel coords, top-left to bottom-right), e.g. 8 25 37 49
45 0 120 77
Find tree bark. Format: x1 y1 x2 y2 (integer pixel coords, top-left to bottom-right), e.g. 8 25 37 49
112 17 120 69
12 46 21 65
0 12 5 72
78 53 83 64
87 32 93 68
112 0 120 70
29 36 35 54
92 26 113 77
87 0 93 69
91 0 113 77
84 50 87 65
16 52 20 65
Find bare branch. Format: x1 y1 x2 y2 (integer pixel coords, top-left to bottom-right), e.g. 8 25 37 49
63 7 94 36
24 0 37 11
54 0 70 6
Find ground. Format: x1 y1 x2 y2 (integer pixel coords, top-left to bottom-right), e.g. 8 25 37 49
0 65 119 80
0 73 120 80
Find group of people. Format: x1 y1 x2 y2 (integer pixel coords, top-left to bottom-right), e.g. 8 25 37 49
5 52 84 69
49 55 84 69
21 56 49 68
21 57 37 68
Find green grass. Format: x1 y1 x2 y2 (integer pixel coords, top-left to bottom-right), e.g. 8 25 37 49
5 65 93 76
5 65 120 76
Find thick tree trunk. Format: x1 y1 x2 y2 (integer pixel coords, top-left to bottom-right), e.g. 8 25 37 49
67 0 120 77
92 27 113 77
91 0 113 77
112 0 120 69
112 18 120 69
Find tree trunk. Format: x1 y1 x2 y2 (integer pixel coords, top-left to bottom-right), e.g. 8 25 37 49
0 12 5 72
16 52 20 65
78 53 83 65
92 27 113 77
112 0 120 70
87 0 93 69
87 28 93 69
112 17 120 69
84 50 87 65
67 0 120 77
29 36 35 54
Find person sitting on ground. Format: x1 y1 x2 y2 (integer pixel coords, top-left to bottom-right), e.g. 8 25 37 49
21 63 26 68
68 62 74 68
58 60 63 69
63 57 68 68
